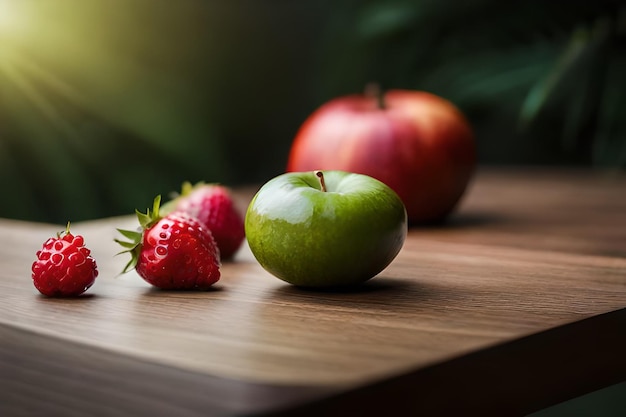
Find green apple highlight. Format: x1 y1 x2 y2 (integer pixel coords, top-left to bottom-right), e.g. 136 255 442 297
245 170 407 287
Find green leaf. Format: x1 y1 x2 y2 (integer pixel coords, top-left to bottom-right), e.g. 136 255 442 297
114 238 138 249
120 254 138 274
115 228 142 242
518 26 590 129
152 194 161 218
135 195 161 229
113 195 164 275
181 181 195 196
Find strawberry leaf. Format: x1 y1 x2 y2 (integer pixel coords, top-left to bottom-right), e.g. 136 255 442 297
120 250 139 274
116 228 142 242
136 195 162 229
180 181 195 196
114 195 163 275
114 239 138 250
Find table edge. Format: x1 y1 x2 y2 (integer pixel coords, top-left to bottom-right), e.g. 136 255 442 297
2 308 624 416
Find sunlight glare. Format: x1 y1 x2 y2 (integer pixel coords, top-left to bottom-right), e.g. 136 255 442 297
0 0 223 161
0 0 26 38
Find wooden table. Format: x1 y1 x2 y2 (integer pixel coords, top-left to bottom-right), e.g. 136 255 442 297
1 168 625 416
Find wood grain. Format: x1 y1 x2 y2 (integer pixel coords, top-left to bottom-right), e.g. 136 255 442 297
1 168 625 416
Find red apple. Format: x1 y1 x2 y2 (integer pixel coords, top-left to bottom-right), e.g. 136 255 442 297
286 86 475 224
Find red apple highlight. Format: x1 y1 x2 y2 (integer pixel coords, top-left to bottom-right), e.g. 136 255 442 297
286 86 475 224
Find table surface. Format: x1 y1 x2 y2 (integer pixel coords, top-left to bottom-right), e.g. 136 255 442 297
1 167 625 416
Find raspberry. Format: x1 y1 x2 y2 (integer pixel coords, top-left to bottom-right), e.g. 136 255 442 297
32 223 98 297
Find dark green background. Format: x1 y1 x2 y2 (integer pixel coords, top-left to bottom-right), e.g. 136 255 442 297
1 0 624 224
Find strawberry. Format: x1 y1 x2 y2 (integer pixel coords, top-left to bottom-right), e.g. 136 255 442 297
163 182 245 260
116 196 220 290
32 223 98 297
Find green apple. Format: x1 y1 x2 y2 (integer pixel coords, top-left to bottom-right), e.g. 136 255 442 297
245 170 407 288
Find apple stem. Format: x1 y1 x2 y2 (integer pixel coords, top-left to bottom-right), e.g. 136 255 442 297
365 82 385 110
315 170 327 192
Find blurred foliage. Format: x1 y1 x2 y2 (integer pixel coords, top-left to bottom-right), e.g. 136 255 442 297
528 382 626 417
318 0 626 166
0 0 624 223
